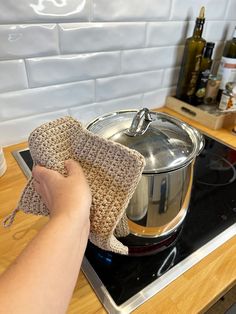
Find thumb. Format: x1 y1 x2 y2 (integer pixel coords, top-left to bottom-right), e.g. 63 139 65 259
33 165 52 181
65 159 81 176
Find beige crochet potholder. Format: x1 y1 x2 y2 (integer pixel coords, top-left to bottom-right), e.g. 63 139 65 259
4 117 145 255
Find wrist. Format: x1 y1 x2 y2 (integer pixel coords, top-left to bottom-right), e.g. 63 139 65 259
49 211 90 236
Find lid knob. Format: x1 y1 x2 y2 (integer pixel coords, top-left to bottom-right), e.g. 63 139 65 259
125 108 153 137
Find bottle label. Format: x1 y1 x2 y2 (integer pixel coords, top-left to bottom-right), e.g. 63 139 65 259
186 54 202 97
219 92 236 111
195 69 211 100
218 57 236 90
203 75 221 105
219 93 230 110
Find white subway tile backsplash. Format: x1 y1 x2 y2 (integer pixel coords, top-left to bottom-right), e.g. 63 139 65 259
0 109 69 147
59 23 146 53
171 0 228 21
26 52 120 87
121 46 184 74
162 67 180 87
0 0 89 23
205 21 235 42
69 103 106 126
147 21 188 47
226 0 236 20
0 60 28 93
0 0 235 146
0 24 59 59
210 40 227 73
211 60 221 76
226 21 236 40
69 94 143 125
92 0 171 21
182 21 201 38
96 94 143 112
0 81 94 122
96 71 163 101
143 87 176 108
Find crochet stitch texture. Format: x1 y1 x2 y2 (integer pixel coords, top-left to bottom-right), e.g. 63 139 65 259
6 116 145 255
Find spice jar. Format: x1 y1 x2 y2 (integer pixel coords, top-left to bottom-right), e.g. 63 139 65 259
203 74 221 105
219 82 236 111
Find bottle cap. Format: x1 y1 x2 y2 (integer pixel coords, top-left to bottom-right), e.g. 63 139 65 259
203 42 215 58
198 6 205 19
225 82 236 92
206 42 215 48
196 6 205 25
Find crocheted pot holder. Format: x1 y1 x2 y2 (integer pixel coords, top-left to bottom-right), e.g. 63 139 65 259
4 117 145 255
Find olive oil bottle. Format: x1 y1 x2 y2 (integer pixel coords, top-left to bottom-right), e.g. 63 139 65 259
176 7 206 103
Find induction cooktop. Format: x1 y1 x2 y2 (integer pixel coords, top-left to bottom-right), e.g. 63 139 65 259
12 135 236 314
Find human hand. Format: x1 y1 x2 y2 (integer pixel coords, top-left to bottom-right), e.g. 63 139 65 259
32 160 92 225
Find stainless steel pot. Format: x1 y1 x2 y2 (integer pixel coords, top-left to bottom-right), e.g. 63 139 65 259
87 108 204 245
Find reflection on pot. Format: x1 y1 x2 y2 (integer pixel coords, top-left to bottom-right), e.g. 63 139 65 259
126 176 149 221
127 162 194 238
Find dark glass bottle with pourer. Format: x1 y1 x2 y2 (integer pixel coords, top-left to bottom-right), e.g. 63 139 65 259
195 42 215 105
176 7 206 104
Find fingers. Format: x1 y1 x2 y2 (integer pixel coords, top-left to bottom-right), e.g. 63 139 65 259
32 165 44 182
65 159 82 176
33 177 41 193
33 179 40 192
32 165 57 183
32 160 83 182
32 165 45 192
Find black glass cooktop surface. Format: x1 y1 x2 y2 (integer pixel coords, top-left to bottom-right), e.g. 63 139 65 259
13 136 236 313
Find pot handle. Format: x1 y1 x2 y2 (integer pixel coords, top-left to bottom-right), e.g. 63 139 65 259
125 108 153 137
192 127 205 155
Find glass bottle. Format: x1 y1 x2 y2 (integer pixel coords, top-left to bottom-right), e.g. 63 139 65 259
217 26 236 99
195 42 215 105
176 7 206 103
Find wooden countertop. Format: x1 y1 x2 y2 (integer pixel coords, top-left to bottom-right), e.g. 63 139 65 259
0 107 236 314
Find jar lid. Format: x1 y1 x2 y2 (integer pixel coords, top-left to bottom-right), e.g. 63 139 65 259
87 108 204 174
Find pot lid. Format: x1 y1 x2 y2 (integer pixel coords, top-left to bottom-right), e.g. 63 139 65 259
87 108 204 174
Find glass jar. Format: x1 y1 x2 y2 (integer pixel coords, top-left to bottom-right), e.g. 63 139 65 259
219 82 236 111
203 74 221 105
203 74 222 105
